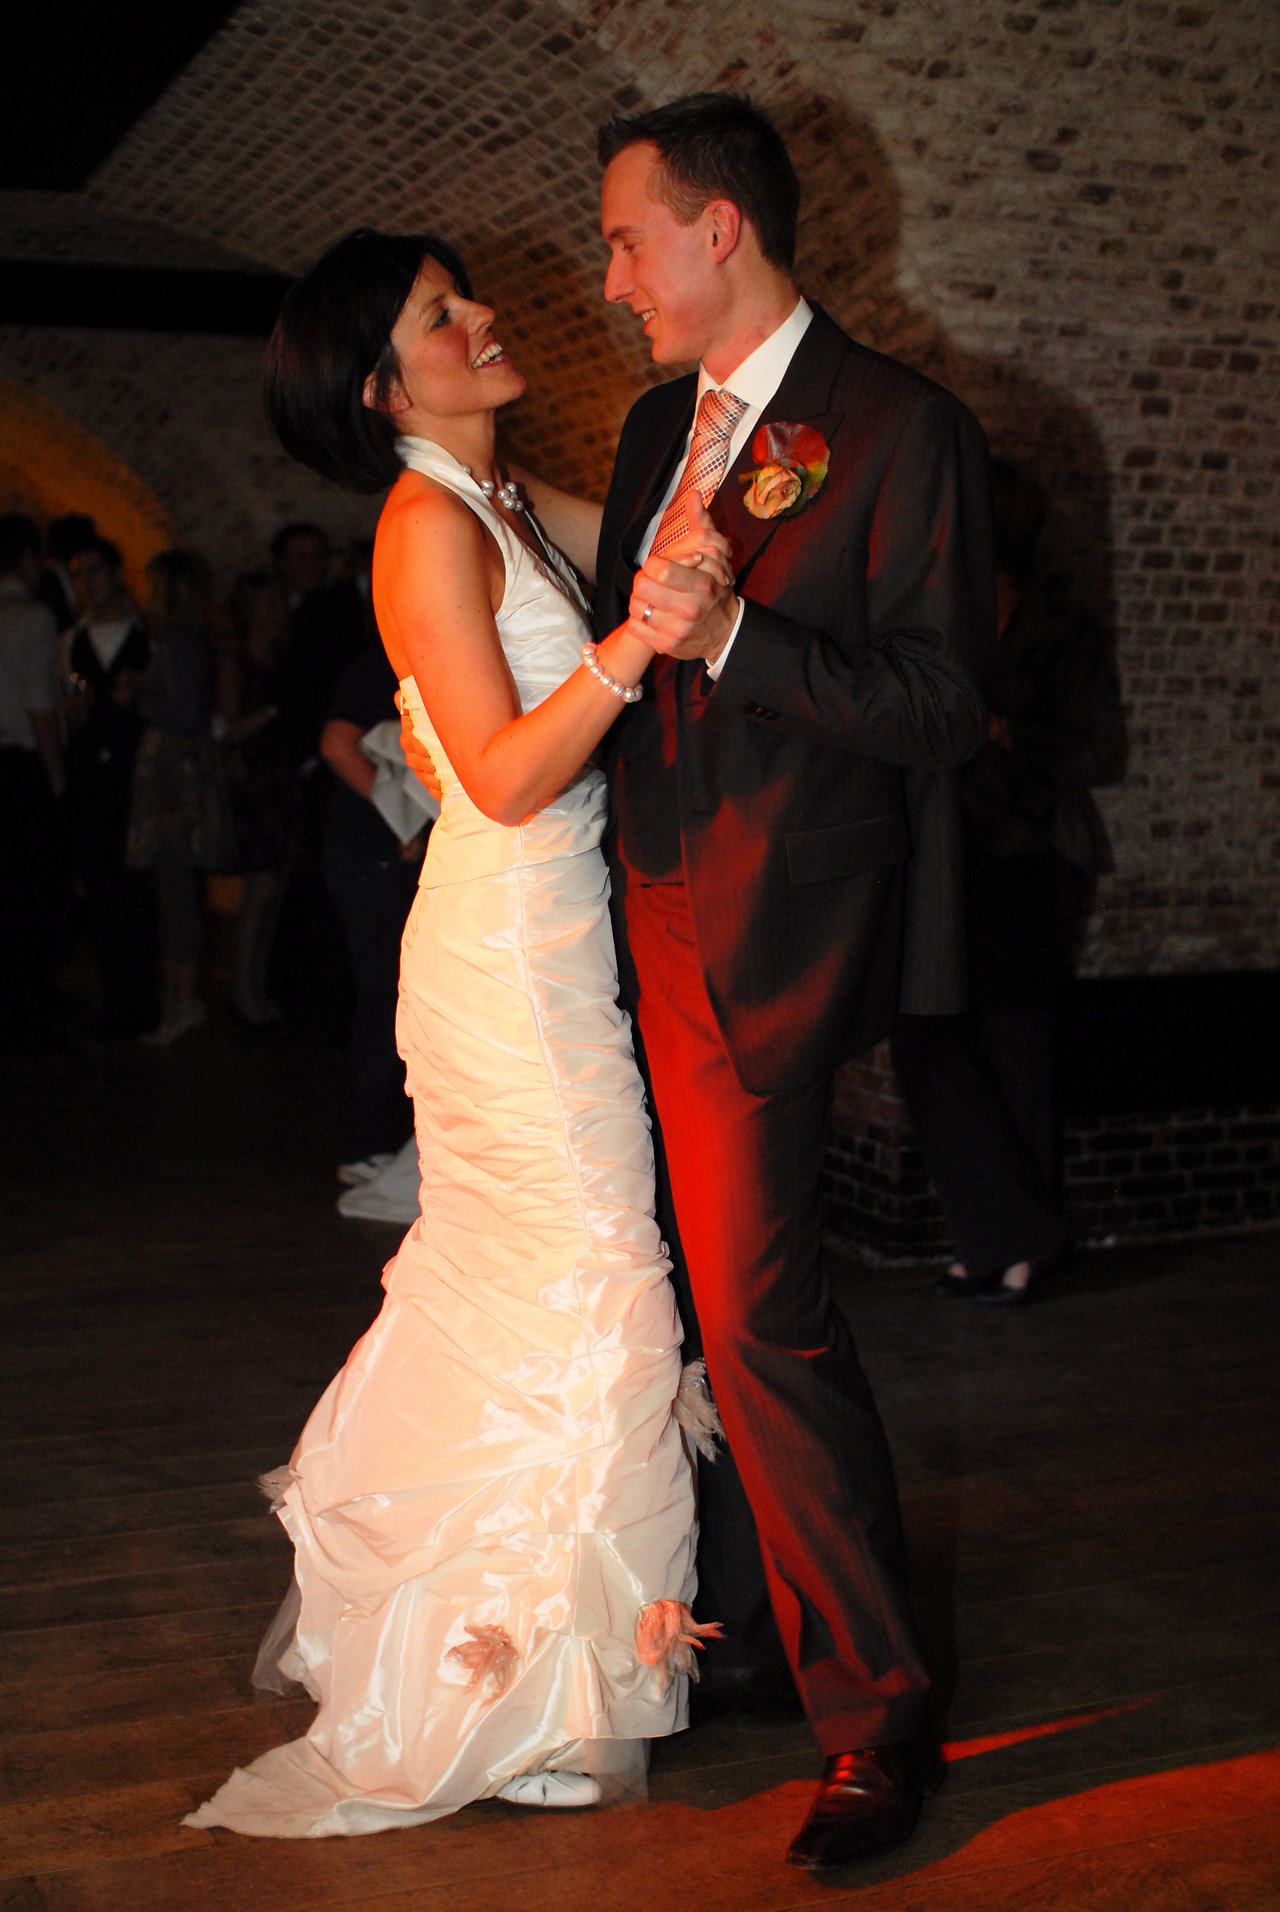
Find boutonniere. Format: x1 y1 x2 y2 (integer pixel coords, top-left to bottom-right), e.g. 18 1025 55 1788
741 422 830 521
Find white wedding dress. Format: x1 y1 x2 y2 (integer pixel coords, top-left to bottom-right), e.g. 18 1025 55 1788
185 437 701 1839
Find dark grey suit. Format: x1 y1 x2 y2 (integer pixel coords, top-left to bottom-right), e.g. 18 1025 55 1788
595 305 995 1751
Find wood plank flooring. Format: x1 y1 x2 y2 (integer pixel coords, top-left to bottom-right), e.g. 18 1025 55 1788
2 1019 1278 1908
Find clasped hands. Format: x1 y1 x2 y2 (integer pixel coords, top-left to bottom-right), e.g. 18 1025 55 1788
397 497 738 798
628 496 738 666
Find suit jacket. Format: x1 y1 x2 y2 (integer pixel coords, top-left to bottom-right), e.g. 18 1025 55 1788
596 305 995 1097
66 616 151 867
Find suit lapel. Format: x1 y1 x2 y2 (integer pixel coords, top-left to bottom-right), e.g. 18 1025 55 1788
619 377 697 567
612 309 854 622
711 306 852 580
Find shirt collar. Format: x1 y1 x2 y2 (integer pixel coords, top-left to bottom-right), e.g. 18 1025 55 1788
696 297 813 409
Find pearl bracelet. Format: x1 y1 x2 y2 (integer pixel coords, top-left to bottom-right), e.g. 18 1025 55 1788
580 642 644 703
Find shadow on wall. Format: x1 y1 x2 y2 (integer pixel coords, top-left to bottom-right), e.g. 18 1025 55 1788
0 376 177 601
778 92 1117 635
778 93 1124 968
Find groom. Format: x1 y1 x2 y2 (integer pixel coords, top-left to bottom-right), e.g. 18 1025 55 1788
595 93 995 1868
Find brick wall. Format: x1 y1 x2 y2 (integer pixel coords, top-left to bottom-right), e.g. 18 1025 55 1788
1062 1104 1280 1242
0 0 1275 980
825 1042 1280 1260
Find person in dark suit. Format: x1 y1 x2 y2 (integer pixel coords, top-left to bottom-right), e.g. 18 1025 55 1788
892 458 1125 1306
593 93 995 1868
268 522 374 1030
64 535 156 1035
37 513 97 638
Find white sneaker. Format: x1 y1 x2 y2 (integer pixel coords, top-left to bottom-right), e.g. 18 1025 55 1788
336 1152 394 1187
336 1137 422 1222
496 1771 602 1809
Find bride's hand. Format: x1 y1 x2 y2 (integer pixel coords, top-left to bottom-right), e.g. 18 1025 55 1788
398 693 443 802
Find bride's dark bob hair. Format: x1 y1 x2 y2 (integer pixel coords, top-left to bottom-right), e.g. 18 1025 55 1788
263 227 473 497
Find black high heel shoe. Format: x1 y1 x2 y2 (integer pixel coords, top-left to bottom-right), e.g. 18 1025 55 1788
977 1242 1072 1306
976 1264 1037 1306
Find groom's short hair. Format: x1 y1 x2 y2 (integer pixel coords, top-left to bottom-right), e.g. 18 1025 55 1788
597 92 799 272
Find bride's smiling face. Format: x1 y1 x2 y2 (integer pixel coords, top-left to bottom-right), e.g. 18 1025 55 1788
378 255 526 426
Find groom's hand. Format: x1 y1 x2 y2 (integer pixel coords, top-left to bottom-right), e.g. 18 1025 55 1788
632 555 740 665
631 500 739 666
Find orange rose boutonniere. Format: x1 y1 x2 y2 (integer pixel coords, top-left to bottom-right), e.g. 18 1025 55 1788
741 421 830 521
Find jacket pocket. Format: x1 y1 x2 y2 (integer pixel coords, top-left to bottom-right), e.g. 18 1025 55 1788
784 811 910 885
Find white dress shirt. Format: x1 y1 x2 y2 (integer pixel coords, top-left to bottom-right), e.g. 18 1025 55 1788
637 298 813 677
80 616 136 674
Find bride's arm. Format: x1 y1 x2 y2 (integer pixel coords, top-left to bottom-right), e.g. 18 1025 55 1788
506 462 602 583
374 484 648 828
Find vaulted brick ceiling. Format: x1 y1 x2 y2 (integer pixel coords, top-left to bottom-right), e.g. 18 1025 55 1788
2 0 950 494
4 0 1272 519
3 0 1277 978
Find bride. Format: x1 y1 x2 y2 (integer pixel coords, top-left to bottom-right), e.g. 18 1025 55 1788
183 229 729 1839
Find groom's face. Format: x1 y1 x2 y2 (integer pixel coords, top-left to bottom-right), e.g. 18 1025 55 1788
601 141 721 369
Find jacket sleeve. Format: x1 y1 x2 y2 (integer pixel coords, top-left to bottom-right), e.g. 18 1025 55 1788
716 390 995 769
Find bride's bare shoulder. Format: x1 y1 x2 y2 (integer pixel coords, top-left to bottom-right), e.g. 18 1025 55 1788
378 469 477 541
375 473 498 599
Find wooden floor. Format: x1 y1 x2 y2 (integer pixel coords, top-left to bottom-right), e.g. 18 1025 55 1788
2 1011 1278 1909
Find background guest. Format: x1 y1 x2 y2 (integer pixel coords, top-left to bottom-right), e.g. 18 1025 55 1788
127 549 235 1046
64 535 154 1035
271 520 372 813
37 512 97 639
319 645 427 1190
269 521 372 1033
219 568 303 1027
0 513 67 1055
893 458 1126 1304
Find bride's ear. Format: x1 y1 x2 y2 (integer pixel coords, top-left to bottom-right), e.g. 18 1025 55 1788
362 370 410 415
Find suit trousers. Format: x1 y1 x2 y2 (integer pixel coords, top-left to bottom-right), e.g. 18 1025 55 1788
890 846 1082 1276
323 848 419 1161
891 1007 1065 1276
621 875 931 1753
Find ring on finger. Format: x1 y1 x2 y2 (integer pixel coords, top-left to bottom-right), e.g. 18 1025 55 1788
642 604 653 623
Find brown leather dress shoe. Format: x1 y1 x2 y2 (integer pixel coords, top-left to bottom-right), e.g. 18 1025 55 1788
785 1737 946 1868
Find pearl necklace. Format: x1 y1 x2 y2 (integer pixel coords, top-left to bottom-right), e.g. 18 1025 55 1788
461 466 523 512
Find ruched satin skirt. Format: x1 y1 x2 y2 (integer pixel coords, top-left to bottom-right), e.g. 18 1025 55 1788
185 845 696 1837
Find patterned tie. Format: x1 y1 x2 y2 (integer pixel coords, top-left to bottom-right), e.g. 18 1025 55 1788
649 386 747 559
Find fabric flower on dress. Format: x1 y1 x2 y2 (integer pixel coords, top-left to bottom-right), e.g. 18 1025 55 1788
446 1624 520 1701
257 1465 296 1512
741 422 831 521
635 1600 724 1692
